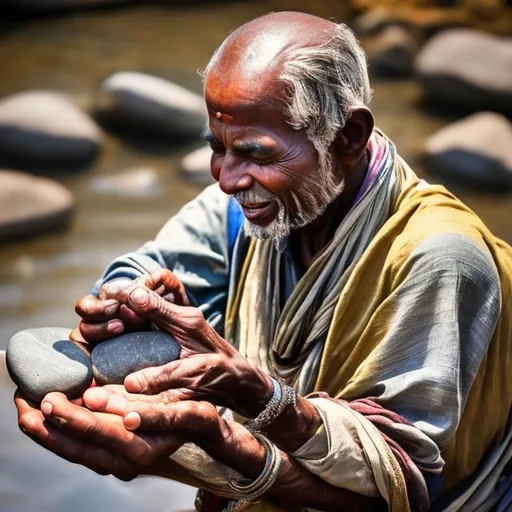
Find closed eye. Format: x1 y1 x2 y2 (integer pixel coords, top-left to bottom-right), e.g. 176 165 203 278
200 130 225 153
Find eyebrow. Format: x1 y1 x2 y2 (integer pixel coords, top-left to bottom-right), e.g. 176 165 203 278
200 129 220 144
233 141 274 157
201 130 274 157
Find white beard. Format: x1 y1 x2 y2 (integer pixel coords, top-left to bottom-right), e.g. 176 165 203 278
236 164 344 242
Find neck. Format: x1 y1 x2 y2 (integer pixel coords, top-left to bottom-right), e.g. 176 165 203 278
295 152 369 271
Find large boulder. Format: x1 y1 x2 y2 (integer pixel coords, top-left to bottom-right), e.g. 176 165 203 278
0 170 74 243
365 25 418 78
0 92 102 170
180 146 214 185
423 112 512 191
96 72 207 141
416 29 512 115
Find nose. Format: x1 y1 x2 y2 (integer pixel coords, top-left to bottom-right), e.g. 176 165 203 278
217 153 253 195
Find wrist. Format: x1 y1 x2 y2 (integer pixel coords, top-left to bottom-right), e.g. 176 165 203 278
264 395 321 453
236 365 274 419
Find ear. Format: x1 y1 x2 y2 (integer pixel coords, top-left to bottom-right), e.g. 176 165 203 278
332 107 374 166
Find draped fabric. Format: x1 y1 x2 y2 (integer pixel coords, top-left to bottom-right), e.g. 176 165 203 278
224 131 512 511
225 130 412 392
90 128 512 512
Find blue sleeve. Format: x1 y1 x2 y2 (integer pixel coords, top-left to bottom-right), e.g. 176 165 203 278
92 185 236 332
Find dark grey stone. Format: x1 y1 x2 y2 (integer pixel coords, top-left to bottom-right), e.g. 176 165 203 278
91 331 181 385
6 327 93 402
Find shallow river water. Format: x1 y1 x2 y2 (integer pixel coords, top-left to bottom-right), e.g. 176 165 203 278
0 2 511 347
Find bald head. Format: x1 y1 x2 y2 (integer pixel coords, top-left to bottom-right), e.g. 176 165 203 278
204 11 372 172
206 12 339 85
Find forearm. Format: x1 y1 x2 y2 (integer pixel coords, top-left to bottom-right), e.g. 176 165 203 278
201 417 385 512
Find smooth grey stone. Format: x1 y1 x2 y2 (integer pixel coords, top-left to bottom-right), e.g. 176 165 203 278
416 29 512 115
0 170 74 244
96 72 207 140
91 331 181 385
6 327 93 402
0 91 102 170
423 112 512 190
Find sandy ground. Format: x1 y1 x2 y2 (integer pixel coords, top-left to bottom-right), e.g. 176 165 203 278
0 351 196 512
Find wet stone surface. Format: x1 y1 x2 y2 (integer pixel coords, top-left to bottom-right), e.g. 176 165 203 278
91 331 181 385
6 327 93 402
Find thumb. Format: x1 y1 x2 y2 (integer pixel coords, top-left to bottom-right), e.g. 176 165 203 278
127 287 179 328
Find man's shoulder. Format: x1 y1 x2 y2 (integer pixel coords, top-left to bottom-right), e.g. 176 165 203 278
386 183 507 285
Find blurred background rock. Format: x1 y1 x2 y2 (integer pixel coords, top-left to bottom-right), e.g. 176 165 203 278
0 1 510 511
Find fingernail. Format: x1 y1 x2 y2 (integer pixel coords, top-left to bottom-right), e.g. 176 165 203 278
107 319 123 335
105 302 119 316
124 411 141 431
129 287 150 307
47 416 67 429
41 402 52 416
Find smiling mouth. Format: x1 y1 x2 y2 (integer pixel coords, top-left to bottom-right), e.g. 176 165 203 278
239 200 277 225
240 201 272 210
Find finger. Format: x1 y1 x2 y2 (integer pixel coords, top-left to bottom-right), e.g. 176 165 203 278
41 392 181 465
83 386 160 415
137 270 189 306
126 287 206 340
124 355 226 396
75 295 120 322
79 318 124 343
82 387 187 436
15 391 138 479
118 304 147 330
69 327 86 343
120 398 216 436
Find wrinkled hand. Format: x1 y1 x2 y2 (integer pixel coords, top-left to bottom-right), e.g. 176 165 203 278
116 270 273 419
14 385 243 482
72 271 188 345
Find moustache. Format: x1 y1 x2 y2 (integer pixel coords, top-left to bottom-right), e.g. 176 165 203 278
234 189 278 205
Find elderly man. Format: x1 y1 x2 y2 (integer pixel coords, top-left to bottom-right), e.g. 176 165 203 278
15 11 512 512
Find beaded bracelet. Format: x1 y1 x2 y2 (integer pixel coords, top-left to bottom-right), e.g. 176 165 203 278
244 376 297 433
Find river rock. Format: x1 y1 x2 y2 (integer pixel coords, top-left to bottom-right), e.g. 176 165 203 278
96 72 207 140
0 170 74 243
6 327 93 402
91 331 181 385
180 146 214 185
423 112 512 190
0 91 101 169
366 25 418 78
416 29 512 115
